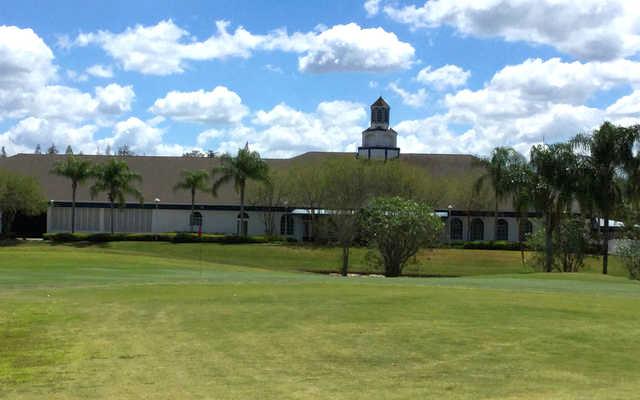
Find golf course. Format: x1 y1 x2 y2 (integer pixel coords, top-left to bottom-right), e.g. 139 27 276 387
1 242 639 399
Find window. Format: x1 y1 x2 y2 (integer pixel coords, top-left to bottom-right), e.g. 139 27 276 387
376 108 382 122
450 218 463 240
470 218 484 241
280 214 294 235
519 219 533 241
496 219 509 241
384 108 389 123
190 211 203 227
236 212 249 235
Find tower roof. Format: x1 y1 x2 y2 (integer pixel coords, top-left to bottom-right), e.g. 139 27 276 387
371 96 389 107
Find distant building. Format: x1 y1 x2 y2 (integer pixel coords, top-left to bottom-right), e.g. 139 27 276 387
0 97 538 241
358 97 399 160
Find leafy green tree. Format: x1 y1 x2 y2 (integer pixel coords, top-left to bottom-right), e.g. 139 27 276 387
65 145 73 155
361 196 443 277
211 145 269 236
529 143 578 272
47 144 58 155
90 159 143 234
247 169 289 236
173 169 209 231
0 170 46 235
51 156 94 233
1 147 6 158
474 147 526 240
572 122 639 274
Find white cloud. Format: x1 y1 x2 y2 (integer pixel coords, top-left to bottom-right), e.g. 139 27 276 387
295 24 415 73
70 20 415 74
606 90 640 116
364 0 382 16
416 64 470 90
97 117 164 155
95 83 135 114
0 117 97 154
388 82 427 107
196 101 366 157
149 86 248 124
382 0 640 61
86 64 114 78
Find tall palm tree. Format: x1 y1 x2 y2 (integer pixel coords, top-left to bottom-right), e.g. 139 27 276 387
474 147 526 240
507 161 533 265
90 158 143 234
571 122 638 274
211 145 269 236
529 143 578 272
51 156 94 233
173 169 209 231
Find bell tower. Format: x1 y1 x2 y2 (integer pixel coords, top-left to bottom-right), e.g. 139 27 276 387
357 97 400 160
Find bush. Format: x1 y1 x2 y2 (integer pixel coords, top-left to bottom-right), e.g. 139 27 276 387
457 240 522 251
43 232 273 244
617 240 640 280
526 216 589 272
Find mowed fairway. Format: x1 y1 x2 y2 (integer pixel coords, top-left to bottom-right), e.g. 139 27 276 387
1 243 640 399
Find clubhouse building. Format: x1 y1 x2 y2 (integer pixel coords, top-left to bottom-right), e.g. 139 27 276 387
0 98 537 242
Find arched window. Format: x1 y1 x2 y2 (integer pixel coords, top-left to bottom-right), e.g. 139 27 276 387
280 213 294 235
470 218 484 241
190 211 203 227
450 218 463 240
519 219 533 241
384 108 389 123
496 219 509 241
376 108 383 122
236 212 249 235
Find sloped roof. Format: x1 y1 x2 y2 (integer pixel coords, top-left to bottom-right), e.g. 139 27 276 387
371 96 389 107
0 152 500 209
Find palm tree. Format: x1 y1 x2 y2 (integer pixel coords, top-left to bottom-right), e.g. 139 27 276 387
173 169 209 231
474 147 526 240
529 143 578 272
507 162 533 265
51 156 94 233
90 158 143 234
571 122 638 274
211 145 269 236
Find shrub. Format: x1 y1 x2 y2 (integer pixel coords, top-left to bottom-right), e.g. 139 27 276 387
526 216 589 272
460 240 522 251
617 240 640 280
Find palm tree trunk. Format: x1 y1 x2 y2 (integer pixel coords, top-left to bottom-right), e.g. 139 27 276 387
603 215 609 275
545 214 553 272
71 182 77 234
341 244 349 276
240 182 246 237
494 197 498 241
110 198 115 234
191 188 195 233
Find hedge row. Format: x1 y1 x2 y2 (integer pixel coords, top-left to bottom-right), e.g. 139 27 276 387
448 240 526 251
43 232 278 244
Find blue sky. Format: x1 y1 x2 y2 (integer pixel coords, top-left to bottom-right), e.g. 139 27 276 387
1 0 639 157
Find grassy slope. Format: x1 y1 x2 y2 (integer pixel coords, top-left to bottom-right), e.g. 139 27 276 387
1 244 639 399
55 241 628 277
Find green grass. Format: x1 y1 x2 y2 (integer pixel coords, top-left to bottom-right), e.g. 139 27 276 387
1 243 639 399
52 240 628 277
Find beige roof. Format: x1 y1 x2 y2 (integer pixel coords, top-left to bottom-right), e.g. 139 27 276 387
0 152 496 209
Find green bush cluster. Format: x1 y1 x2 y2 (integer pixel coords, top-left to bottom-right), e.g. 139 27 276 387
43 232 276 244
448 241 524 251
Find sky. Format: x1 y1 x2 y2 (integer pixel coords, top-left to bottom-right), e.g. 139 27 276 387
1 0 640 158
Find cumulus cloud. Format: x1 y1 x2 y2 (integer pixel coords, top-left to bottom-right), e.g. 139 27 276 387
388 82 427 107
97 117 165 155
86 64 114 78
70 20 415 75
95 83 135 114
0 117 97 154
364 0 382 16
392 57 640 156
416 64 470 90
149 86 248 124
196 101 366 157
382 0 640 61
